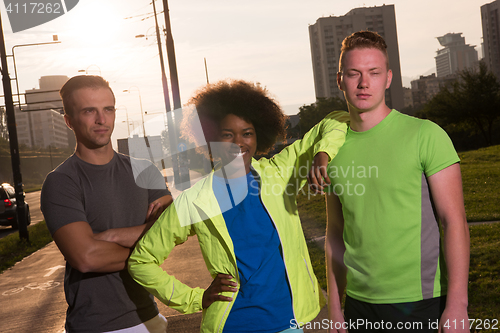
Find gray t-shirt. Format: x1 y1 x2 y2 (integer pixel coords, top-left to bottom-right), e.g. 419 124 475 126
41 152 170 333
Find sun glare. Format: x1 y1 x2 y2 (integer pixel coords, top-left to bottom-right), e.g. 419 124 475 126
65 2 125 48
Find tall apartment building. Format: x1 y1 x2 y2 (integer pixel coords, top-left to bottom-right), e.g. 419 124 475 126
435 33 478 77
15 106 68 148
481 0 500 80
24 75 66 112
14 75 71 148
309 4 404 110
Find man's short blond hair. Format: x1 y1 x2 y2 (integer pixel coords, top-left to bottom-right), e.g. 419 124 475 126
339 30 389 72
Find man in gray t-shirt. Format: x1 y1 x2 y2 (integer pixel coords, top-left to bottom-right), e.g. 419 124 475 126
41 75 172 333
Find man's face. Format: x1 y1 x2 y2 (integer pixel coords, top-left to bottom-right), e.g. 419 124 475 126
65 87 116 150
337 47 392 113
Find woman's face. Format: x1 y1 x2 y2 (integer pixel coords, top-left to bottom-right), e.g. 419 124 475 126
215 114 257 174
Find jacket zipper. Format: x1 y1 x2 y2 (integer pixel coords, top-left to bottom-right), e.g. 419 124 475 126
216 289 237 333
303 258 316 293
213 222 240 333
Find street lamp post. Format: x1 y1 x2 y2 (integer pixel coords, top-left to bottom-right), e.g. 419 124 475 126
122 120 139 135
162 0 181 110
135 26 158 40
150 0 189 189
117 105 130 136
123 87 146 137
9 39 61 148
0 12 28 240
123 87 155 163
78 64 101 75
160 0 190 189
11 39 61 110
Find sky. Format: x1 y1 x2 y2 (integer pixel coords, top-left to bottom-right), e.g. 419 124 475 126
0 0 490 146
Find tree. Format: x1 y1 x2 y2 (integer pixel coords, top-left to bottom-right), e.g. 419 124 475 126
419 61 500 147
284 117 300 139
298 97 347 136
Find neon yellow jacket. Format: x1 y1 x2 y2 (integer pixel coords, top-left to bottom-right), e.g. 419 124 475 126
128 111 349 332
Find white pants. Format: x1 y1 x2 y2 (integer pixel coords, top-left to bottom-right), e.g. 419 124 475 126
105 314 168 333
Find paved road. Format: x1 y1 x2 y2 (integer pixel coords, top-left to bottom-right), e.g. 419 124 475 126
0 236 209 333
0 241 67 332
0 190 43 239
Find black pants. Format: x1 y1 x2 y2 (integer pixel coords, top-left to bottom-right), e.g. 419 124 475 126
344 295 446 332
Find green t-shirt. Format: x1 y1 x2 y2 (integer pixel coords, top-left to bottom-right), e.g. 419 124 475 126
326 110 460 304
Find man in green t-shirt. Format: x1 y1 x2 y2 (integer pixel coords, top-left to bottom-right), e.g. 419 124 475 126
309 31 470 332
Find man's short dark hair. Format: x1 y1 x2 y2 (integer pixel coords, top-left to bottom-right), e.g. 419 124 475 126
60 75 115 117
339 30 389 72
182 79 287 155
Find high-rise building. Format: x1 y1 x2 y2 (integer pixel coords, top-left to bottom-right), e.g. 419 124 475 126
24 75 66 112
481 0 500 80
14 75 72 148
308 4 404 110
15 106 68 148
434 33 478 77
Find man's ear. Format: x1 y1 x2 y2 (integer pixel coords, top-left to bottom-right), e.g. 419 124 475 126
64 114 73 130
337 72 344 91
386 69 393 89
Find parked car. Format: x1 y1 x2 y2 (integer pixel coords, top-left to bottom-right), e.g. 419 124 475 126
0 183 31 229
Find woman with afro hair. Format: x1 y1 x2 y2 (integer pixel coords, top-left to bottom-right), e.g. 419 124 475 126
129 79 349 333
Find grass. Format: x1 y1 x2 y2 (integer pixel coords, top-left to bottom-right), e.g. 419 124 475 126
299 145 500 330
459 145 500 222
306 240 327 290
0 221 53 274
467 223 500 322
298 192 328 239
24 186 43 193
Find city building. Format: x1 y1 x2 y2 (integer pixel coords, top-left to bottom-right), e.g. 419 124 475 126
15 106 68 148
308 4 405 110
434 33 478 77
481 0 500 80
403 87 413 109
24 75 66 112
117 135 164 161
410 73 457 107
13 75 72 149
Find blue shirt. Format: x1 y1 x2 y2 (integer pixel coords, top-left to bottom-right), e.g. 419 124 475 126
212 171 294 333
